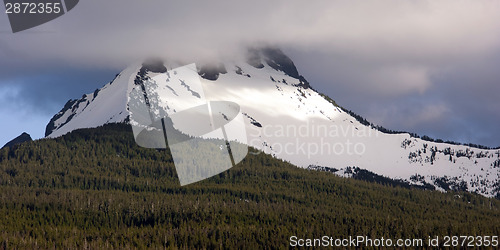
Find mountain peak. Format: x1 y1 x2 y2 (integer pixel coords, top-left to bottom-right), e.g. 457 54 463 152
248 47 310 88
141 58 168 73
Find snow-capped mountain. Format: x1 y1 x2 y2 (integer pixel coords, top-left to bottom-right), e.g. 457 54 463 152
45 48 500 197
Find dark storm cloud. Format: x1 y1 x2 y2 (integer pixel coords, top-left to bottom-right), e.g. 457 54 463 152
288 48 500 147
1 0 500 147
0 69 118 115
0 68 117 146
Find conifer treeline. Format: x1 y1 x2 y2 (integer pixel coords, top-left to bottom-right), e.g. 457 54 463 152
0 124 499 248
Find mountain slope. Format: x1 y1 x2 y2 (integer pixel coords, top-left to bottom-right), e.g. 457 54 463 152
45 48 500 197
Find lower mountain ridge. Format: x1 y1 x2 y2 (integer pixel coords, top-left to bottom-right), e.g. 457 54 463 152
2 132 32 149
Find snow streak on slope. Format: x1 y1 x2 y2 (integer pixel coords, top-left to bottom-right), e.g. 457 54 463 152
45 49 500 197
46 66 140 138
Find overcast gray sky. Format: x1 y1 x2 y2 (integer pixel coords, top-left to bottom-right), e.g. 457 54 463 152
1 0 499 147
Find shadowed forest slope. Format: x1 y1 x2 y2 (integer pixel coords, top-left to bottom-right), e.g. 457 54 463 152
0 124 499 248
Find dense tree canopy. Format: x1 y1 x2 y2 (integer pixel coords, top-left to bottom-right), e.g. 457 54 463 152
0 124 498 248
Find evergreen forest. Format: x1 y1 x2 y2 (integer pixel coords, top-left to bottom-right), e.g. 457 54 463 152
0 124 499 248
